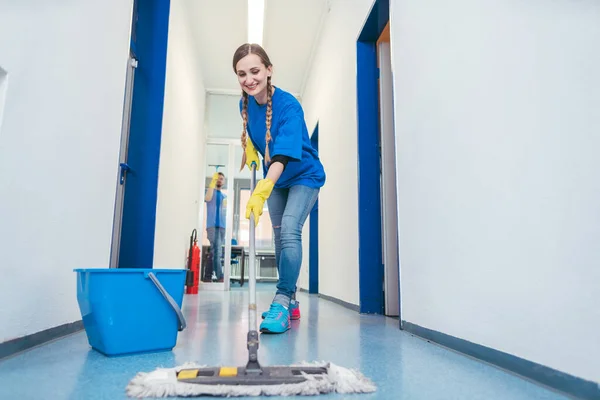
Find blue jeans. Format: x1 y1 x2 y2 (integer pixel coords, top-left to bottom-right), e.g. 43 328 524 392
206 227 225 280
267 185 319 299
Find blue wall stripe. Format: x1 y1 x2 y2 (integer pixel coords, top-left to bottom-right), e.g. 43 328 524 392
309 124 319 294
356 0 388 315
119 0 170 268
356 39 384 314
402 321 600 400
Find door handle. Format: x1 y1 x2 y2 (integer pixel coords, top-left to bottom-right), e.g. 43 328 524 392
119 163 131 185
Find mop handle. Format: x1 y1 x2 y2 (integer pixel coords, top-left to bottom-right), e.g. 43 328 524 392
248 162 257 333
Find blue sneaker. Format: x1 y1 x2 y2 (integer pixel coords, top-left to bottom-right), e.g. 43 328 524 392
259 303 290 333
262 300 300 320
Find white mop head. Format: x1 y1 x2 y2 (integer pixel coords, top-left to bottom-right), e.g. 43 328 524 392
126 361 376 398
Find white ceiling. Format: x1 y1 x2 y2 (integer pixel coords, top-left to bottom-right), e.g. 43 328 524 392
183 0 330 96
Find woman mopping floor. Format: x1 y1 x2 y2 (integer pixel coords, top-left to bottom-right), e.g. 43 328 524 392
235 43 325 334
125 43 375 398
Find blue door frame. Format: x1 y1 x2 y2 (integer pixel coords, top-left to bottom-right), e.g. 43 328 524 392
356 0 389 314
118 0 170 268
309 124 319 294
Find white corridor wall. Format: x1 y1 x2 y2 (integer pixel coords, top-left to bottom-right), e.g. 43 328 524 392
300 0 376 305
153 1 208 269
0 2 133 341
391 0 600 384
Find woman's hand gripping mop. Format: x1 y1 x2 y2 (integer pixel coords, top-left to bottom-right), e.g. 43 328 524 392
125 162 376 398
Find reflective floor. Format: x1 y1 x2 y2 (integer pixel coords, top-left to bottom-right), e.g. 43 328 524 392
0 283 568 399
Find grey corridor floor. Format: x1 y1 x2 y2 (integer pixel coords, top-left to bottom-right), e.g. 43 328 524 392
0 282 569 400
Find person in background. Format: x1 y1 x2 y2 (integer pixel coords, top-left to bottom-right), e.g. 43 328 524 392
204 172 227 282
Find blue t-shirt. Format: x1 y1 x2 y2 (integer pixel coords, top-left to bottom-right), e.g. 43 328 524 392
240 87 326 189
205 190 226 228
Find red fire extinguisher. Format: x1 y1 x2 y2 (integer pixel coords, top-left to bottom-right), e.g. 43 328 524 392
186 229 200 294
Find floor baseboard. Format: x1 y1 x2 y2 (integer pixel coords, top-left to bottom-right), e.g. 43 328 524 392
402 321 599 400
299 288 360 312
0 321 84 360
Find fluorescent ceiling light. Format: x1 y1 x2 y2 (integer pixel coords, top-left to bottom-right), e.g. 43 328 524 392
247 0 265 45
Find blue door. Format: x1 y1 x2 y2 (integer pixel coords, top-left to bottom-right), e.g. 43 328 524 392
110 0 171 269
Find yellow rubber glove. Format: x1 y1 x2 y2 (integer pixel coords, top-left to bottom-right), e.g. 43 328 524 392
209 172 219 188
244 139 260 171
246 179 274 227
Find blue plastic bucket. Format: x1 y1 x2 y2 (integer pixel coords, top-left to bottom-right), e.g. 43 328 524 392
74 268 187 356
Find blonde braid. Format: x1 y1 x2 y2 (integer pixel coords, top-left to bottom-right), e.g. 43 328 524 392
264 77 273 165
239 92 249 171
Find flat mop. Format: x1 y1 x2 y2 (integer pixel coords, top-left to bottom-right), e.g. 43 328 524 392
126 164 376 398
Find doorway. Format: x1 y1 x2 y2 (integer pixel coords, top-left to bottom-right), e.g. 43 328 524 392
198 142 234 291
356 0 400 318
377 22 400 317
198 140 278 291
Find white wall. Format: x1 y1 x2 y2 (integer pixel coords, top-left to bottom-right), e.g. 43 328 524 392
153 1 208 269
299 0 376 305
0 2 132 341
391 0 600 383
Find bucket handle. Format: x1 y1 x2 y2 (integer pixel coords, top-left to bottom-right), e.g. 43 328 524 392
147 272 187 331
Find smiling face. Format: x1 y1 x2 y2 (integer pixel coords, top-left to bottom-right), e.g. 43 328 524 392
235 53 272 102
232 43 276 163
